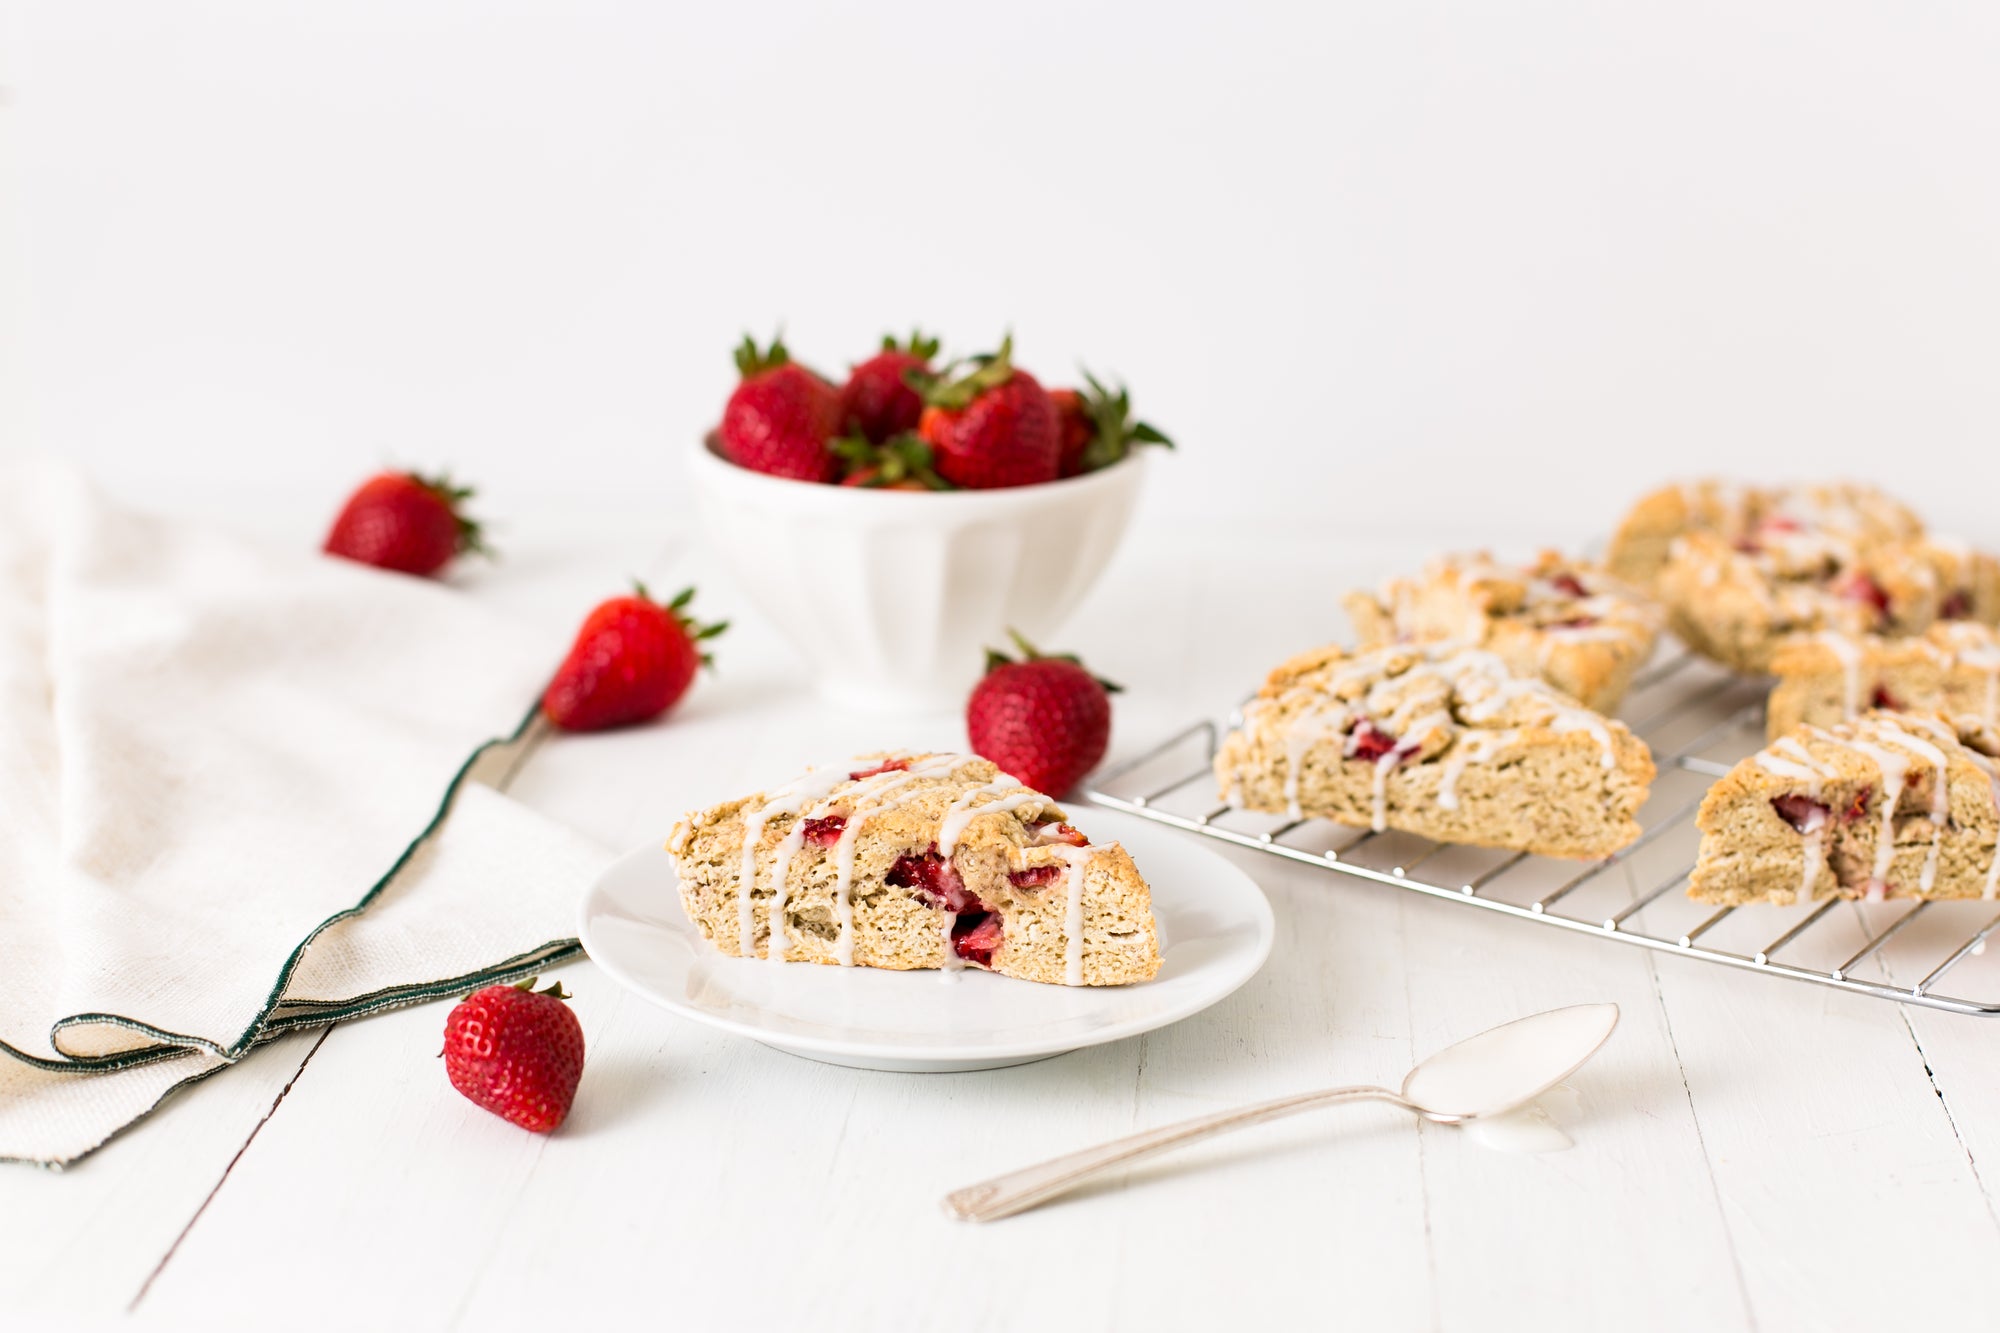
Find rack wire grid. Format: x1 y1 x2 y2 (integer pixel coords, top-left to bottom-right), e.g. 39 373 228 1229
1085 647 2000 1016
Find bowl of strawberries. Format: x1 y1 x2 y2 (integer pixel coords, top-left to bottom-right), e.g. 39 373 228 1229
693 330 1168 712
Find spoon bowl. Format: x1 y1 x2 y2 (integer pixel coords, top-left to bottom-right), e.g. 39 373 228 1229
1400 1002 1621 1122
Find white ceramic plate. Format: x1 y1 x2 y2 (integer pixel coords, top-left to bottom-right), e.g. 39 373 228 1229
577 808 1274 1072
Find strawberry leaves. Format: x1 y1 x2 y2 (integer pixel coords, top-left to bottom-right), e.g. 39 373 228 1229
983 628 1123 694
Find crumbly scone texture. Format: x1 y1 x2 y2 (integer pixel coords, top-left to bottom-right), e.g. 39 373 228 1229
1691 712 2000 906
1214 643 1656 859
666 752 1160 986
1768 622 2000 739
1606 480 1925 589
1343 550 1663 714
1660 531 2000 675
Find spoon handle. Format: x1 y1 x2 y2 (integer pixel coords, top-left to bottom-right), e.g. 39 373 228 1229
942 1085 1411 1223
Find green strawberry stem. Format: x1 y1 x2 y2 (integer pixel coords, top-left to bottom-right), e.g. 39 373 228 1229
1073 370 1174 474
831 433 954 490
733 331 793 379
637 582 728 669
411 470 490 558
881 329 942 361
984 628 1124 693
913 333 1020 411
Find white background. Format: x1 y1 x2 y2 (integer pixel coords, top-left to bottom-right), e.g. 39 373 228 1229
11 10 2000 1327
5 1 1997 549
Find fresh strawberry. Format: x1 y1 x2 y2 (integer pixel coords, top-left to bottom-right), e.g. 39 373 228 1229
442 977 585 1134
542 584 726 732
914 336 1061 489
837 331 939 444
1049 389 1095 476
1048 371 1173 477
832 432 951 491
965 630 1120 796
323 471 485 577
717 334 841 482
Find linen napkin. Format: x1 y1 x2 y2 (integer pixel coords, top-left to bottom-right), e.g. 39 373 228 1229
0 460 613 1167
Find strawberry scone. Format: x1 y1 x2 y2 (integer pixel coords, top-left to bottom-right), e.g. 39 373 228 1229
1766 622 2000 738
1690 712 2000 906
1658 530 2000 675
1214 643 1655 859
1342 551 1662 714
1606 480 1924 590
667 753 1160 985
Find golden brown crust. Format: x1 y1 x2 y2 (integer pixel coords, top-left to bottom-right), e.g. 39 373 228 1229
1768 622 2000 738
666 752 1161 986
1215 643 1655 859
1606 480 1924 590
1691 712 2000 906
1662 532 2000 675
1343 551 1662 713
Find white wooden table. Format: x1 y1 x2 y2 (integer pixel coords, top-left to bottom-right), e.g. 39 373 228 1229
8 512 2000 1333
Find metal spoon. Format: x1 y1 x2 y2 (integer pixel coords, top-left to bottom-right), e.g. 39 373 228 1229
942 1002 1619 1223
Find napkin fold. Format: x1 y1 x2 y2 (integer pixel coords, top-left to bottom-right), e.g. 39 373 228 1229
0 461 613 1166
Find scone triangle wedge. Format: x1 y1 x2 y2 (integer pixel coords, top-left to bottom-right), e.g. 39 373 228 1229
1691 710 2000 907
667 753 1161 986
1214 643 1656 859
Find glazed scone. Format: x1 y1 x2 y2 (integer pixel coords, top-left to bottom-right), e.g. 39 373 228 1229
1690 712 2000 906
666 752 1160 986
1343 551 1663 714
1658 530 2000 675
1606 480 1924 589
1214 643 1656 859
1768 622 2000 738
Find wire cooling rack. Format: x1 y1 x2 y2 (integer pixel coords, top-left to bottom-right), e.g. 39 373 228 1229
1084 649 2000 1016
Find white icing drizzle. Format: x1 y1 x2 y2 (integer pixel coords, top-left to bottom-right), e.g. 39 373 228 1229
1437 730 1511 811
938 776 1047 854
1836 717 1954 895
824 755 963 966
733 753 964 966
764 823 806 963
734 764 851 957
1819 631 1866 720
1757 739 1838 904
1054 845 1095 986
1282 704 1350 820
1872 719 1952 894
1255 643 1627 829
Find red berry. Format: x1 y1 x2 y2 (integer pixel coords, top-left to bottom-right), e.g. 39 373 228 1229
1834 570 1892 623
965 632 1117 796
1941 589 1973 619
1008 864 1066 888
1347 720 1399 763
849 757 911 780
443 978 585 1134
1033 821 1090 847
1046 373 1172 478
837 332 938 443
885 845 982 913
1771 793 1831 834
950 911 1005 966
323 471 484 577
1548 572 1590 599
802 815 847 847
1049 388 1096 477
1870 686 1902 710
718 335 841 482
916 337 1060 489
542 585 725 732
